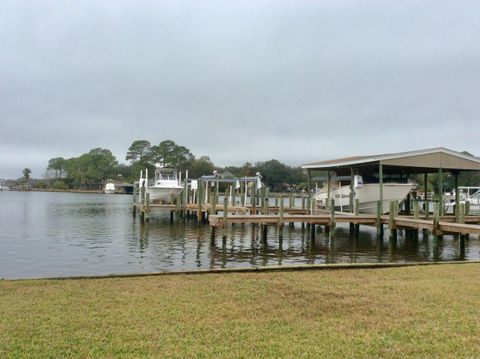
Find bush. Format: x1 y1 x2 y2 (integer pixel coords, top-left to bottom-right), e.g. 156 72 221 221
53 180 68 190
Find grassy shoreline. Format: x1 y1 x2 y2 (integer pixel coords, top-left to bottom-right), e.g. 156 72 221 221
1 264 479 358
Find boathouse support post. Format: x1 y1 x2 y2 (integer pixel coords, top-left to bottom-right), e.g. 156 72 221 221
329 199 336 237
350 168 354 213
433 203 441 236
307 170 312 214
454 172 459 221
327 170 331 210
424 173 429 219
354 198 360 236
412 200 419 239
438 168 444 216
376 200 383 238
459 203 465 224
379 163 384 214
388 201 397 240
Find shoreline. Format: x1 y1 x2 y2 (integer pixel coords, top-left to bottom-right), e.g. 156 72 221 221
4 260 480 282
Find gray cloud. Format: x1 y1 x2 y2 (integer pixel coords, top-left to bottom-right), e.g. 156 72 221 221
1 0 480 178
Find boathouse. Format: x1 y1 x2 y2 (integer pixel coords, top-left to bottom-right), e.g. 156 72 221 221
301 147 480 215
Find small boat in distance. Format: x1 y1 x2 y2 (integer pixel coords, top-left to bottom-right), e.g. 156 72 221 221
315 175 415 214
145 163 183 202
104 182 116 194
0 183 10 191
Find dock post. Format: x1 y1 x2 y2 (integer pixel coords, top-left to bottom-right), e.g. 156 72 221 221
388 201 397 240
354 198 360 237
260 186 266 214
212 184 217 216
413 201 419 238
240 181 245 207
145 193 150 222
222 192 228 240
175 193 182 221
376 200 383 238
132 186 138 217
261 225 268 242
465 201 471 216
197 180 203 222
275 195 279 208
413 201 419 219
251 182 257 214
433 203 440 237
278 196 284 240
210 226 216 243
459 203 465 224
438 168 444 216
329 199 336 237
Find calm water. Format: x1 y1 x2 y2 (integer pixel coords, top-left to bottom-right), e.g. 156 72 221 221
0 191 478 279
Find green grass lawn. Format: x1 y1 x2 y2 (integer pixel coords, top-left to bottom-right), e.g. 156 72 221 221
1 264 479 358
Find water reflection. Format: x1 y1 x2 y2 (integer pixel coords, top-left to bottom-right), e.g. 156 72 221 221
0 191 479 279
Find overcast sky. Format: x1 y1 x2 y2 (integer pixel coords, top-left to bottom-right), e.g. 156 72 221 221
1 0 480 179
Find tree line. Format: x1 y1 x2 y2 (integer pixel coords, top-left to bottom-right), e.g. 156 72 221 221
37 139 307 191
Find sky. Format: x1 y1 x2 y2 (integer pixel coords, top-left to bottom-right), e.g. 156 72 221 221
1 0 480 179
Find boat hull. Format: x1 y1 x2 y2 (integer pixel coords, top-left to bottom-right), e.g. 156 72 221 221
147 186 183 202
315 183 415 214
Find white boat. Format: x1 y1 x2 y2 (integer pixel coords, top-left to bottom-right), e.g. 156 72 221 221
315 176 415 214
145 163 183 202
104 182 116 194
444 187 480 214
0 183 9 191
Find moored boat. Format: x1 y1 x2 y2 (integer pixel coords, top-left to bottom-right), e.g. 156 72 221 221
104 182 116 194
315 176 415 214
144 163 183 202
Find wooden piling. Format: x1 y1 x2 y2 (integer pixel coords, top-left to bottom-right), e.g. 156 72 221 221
354 198 360 234
376 200 383 238
329 199 336 236
222 191 228 240
279 196 284 228
459 203 465 224
145 193 150 222
388 201 397 240
197 180 203 222
433 203 440 236
175 193 182 220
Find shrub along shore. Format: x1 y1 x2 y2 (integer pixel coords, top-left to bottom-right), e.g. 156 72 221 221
1 263 479 358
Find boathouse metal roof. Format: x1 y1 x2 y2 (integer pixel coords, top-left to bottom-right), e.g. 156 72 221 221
301 147 480 174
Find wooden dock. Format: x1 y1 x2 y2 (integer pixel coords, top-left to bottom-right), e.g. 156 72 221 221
209 213 480 235
131 182 480 239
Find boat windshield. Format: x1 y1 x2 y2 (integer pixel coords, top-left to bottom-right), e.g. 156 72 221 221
155 170 178 181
